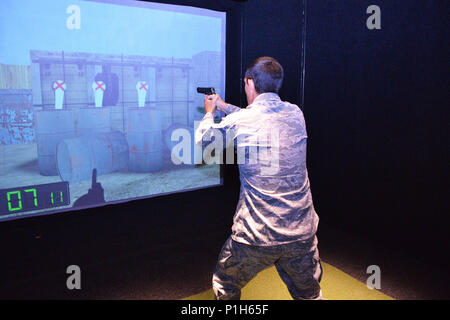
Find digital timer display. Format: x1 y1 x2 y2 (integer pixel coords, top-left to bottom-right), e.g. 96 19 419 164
0 182 70 216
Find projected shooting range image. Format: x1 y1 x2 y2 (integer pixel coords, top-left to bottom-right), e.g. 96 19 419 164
0 0 225 220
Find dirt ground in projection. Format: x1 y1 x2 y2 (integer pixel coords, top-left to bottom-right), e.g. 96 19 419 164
0 142 221 219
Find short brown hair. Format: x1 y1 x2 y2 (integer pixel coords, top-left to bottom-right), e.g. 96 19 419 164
244 57 284 94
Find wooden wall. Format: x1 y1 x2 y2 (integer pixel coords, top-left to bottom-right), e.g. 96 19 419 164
0 64 32 90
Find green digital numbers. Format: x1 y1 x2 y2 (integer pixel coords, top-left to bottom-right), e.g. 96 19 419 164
7 189 38 212
50 191 64 205
7 191 22 212
1 182 69 216
24 188 38 207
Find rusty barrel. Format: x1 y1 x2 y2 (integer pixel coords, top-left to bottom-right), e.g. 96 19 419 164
76 107 111 136
126 107 162 172
56 131 129 183
34 109 76 176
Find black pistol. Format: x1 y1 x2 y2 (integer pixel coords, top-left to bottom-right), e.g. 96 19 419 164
73 168 105 207
197 87 216 95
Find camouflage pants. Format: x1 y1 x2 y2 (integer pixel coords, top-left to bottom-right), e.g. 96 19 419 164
212 235 323 300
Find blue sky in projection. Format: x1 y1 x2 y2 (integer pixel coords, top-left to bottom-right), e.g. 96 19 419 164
0 0 223 65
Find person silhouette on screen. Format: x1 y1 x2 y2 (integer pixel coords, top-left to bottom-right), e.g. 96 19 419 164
195 57 323 300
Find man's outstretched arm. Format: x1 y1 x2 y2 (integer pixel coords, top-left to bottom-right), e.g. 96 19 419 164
194 94 241 146
215 95 241 115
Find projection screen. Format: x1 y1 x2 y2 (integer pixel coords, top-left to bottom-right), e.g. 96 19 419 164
0 0 225 221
